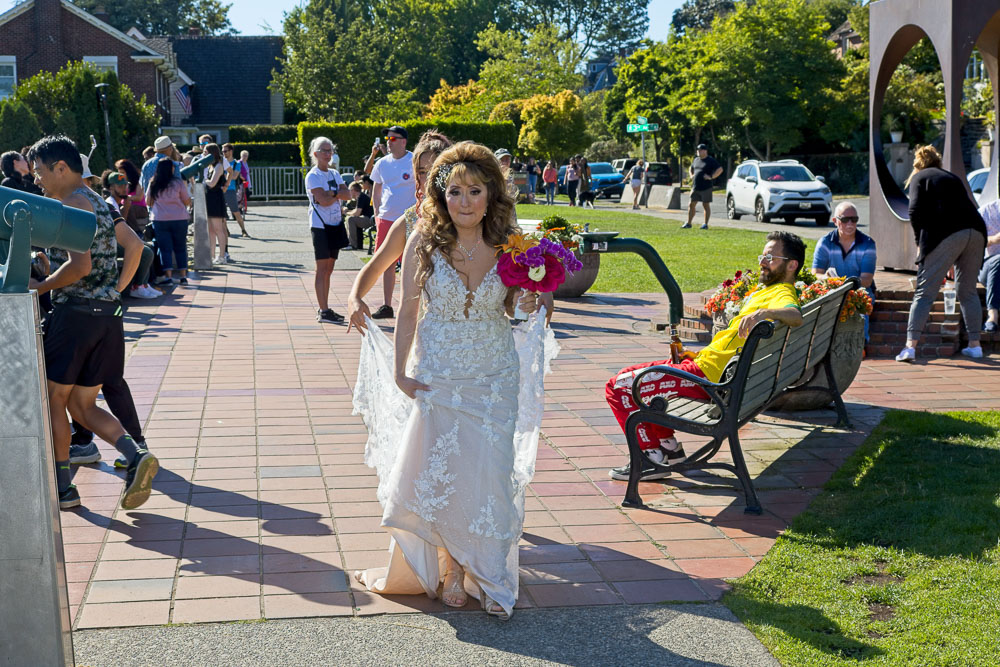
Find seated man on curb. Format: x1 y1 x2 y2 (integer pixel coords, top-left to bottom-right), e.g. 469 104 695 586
605 231 805 481
812 201 877 340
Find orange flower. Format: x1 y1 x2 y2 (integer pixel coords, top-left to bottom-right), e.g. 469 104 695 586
497 231 537 256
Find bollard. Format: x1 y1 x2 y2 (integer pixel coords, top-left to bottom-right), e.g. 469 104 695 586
179 155 214 271
0 186 96 666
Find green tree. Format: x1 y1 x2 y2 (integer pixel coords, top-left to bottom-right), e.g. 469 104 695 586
703 0 845 159
509 0 650 57
0 98 42 153
72 0 234 35
807 0 859 31
517 90 588 160
581 90 612 143
585 138 633 161
475 25 585 119
426 80 487 121
489 99 527 137
14 61 157 172
273 4 414 121
670 0 737 34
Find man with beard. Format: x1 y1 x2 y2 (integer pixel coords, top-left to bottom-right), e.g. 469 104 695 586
605 231 805 481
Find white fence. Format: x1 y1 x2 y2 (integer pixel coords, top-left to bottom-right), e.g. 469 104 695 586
249 165 356 201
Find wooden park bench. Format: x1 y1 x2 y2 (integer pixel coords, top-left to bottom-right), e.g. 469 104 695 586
621 278 860 515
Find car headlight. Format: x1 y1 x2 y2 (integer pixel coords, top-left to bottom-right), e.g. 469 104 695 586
770 188 787 195
820 187 831 195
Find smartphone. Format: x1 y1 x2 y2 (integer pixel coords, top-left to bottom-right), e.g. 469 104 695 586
373 137 381 150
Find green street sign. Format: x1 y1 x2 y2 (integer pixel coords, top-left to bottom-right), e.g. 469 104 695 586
636 115 647 124
627 123 659 133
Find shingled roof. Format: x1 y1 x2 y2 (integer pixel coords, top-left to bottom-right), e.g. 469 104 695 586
168 36 283 125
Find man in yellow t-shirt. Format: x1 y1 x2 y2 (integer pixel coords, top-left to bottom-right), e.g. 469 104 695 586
606 231 806 481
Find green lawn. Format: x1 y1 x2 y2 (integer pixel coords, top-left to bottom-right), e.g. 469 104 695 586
724 410 1000 666
516 204 815 293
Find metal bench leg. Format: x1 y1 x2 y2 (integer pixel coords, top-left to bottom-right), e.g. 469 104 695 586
822 356 853 429
621 414 645 508
728 431 762 515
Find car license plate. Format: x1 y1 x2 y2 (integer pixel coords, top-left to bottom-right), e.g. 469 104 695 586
798 202 811 209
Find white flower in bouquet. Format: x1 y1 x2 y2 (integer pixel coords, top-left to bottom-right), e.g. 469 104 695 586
528 265 547 281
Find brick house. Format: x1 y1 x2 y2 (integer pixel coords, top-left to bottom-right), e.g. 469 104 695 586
0 0 284 143
0 0 177 123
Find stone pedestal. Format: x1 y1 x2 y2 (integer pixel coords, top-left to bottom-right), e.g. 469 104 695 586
0 293 74 666
191 182 211 271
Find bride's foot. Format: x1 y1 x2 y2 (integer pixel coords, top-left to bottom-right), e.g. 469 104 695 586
442 567 467 607
353 570 363 584
479 585 510 621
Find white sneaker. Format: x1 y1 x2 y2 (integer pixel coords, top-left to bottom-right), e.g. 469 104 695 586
130 285 158 299
646 448 666 464
961 346 984 359
214 255 227 265
895 347 915 362
139 285 161 298
224 252 232 262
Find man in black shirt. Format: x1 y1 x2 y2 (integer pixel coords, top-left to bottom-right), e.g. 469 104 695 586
346 180 375 250
684 144 723 229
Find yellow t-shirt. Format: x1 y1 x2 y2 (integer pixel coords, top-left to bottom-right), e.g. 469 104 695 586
695 282 800 383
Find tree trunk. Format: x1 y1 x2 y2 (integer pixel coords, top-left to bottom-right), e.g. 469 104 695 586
744 125 765 161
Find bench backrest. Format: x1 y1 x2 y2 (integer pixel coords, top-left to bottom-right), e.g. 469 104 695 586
734 279 857 421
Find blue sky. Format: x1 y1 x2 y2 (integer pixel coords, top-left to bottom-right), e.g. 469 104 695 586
206 0 680 41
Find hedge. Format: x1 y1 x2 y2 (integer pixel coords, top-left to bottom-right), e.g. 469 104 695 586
229 124 298 142
231 141 300 166
297 121 517 169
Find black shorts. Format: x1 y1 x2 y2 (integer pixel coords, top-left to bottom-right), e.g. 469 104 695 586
44 300 125 387
690 188 713 203
311 224 348 261
206 188 226 218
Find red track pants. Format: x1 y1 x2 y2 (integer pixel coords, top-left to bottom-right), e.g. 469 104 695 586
605 358 709 451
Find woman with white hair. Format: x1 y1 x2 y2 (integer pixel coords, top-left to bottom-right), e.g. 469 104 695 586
306 135 350 323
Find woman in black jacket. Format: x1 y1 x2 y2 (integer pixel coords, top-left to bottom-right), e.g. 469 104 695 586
897 145 987 361
1 150 43 195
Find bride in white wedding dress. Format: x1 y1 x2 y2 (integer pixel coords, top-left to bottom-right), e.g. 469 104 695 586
353 142 553 620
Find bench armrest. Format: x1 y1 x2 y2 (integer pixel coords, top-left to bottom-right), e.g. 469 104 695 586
629 364 728 414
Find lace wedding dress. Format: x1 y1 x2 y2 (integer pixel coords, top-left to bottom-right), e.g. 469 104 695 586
353 251 557 616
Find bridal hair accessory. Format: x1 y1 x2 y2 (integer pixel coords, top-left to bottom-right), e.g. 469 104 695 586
434 163 456 193
496 231 583 320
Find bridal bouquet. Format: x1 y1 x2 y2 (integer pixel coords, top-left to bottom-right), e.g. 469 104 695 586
496 230 583 320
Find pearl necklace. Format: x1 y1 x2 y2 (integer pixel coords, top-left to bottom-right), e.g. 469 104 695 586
456 236 482 260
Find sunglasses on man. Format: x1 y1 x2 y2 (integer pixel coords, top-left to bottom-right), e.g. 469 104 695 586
837 215 860 223
758 254 791 264
385 136 402 143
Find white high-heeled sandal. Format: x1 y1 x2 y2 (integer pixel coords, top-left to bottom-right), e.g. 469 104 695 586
442 567 467 608
478 585 510 621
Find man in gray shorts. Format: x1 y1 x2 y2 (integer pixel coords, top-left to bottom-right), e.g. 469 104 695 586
684 144 723 229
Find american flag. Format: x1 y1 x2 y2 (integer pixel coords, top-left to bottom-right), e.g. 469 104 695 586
174 84 193 115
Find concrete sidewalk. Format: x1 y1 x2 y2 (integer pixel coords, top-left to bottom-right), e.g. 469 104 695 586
62 209 1000 663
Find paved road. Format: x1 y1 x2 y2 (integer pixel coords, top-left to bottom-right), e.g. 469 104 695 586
75 603 779 667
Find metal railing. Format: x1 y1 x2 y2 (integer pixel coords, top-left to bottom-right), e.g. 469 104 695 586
249 165 356 201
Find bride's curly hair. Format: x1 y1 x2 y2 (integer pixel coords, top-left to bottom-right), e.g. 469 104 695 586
415 141 517 295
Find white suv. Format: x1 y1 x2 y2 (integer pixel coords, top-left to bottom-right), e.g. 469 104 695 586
726 159 832 225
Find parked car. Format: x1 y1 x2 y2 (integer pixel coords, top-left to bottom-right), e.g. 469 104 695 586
557 162 625 197
725 159 832 225
644 162 673 186
968 166 989 203
612 158 637 175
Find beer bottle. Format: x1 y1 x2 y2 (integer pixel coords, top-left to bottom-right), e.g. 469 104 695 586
669 326 695 364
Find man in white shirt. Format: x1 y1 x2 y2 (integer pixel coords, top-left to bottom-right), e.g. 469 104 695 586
977 199 1000 332
369 125 416 319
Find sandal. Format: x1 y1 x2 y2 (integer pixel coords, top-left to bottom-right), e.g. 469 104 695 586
478 585 510 621
442 567 467 607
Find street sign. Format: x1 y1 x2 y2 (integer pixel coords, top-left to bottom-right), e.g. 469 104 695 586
636 115 647 124
627 123 659 133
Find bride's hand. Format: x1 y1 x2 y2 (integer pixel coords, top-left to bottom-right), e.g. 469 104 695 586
395 374 431 399
347 294 371 335
517 290 539 314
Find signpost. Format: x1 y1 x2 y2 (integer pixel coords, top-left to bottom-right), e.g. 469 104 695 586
627 121 659 162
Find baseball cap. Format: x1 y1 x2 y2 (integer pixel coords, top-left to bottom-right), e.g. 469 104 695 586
696 143 709 151
494 148 512 159
107 172 127 187
154 135 173 150
79 154 93 179
383 125 408 139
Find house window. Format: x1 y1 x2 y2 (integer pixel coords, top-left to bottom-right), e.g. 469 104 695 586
83 56 118 74
0 57 16 99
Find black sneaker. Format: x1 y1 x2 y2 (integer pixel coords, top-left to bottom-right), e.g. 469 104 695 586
59 484 81 510
179 277 189 286
114 455 128 469
121 450 159 510
317 308 345 323
609 451 672 481
69 441 101 464
371 305 394 319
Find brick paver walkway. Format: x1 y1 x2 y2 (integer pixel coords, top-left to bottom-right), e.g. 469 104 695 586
63 260 1000 629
